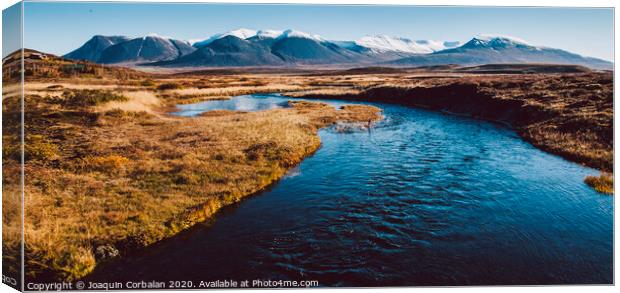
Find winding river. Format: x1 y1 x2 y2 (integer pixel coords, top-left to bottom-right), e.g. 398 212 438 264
90 94 613 286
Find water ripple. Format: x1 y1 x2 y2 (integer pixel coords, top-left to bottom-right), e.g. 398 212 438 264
89 94 613 286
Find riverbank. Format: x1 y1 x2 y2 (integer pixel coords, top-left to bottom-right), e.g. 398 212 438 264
3 52 612 281
83 93 613 286
3 83 381 281
285 72 613 173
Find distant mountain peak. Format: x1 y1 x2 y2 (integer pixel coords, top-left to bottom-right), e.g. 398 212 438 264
255 29 283 39
193 28 326 47
63 35 131 62
91 34 130 41
277 29 325 41
476 34 529 44
389 34 612 70
65 34 196 64
355 34 458 54
193 28 258 47
462 34 532 49
224 28 259 39
144 33 175 40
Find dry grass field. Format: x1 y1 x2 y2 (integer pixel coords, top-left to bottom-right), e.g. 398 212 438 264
2 52 613 281
3 57 384 281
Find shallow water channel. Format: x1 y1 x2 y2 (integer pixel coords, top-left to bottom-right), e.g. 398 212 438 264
91 93 613 286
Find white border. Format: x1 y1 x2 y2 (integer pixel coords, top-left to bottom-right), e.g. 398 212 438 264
2 0 617 8
0 1 617 293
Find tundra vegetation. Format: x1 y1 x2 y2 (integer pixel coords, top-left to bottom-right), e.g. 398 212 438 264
1 51 613 282
2 52 383 281
585 173 613 194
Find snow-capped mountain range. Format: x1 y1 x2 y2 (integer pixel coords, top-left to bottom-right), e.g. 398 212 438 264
65 33 195 64
354 35 459 54
192 28 455 53
63 28 612 69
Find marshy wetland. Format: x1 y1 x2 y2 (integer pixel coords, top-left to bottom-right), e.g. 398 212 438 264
1 52 614 284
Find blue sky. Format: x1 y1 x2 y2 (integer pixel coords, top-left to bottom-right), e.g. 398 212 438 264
2 2 21 57
15 2 615 61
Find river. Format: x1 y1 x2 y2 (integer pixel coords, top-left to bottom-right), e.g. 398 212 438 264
89 93 613 286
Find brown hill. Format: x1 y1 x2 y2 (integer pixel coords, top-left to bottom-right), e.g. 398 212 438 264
3 48 148 82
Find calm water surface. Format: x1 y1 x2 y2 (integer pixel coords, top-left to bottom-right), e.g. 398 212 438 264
95 94 613 286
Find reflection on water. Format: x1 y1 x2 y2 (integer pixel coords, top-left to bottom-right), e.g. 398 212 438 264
172 95 293 116
91 94 613 286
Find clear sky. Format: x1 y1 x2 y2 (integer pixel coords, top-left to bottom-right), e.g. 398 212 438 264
2 2 21 57
16 1 614 61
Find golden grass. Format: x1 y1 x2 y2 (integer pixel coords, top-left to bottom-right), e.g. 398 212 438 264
156 83 314 105
3 61 612 281
4 83 381 281
96 91 160 114
2 83 21 99
286 88 363 97
585 173 613 195
2 79 23 281
173 95 232 105
25 82 142 92
164 83 309 97
1 179 21 280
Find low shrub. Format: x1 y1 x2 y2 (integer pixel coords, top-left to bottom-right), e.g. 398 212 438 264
46 84 64 90
156 82 182 90
584 173 613 194
140 79 155 87
61 90 128 107
77 155 130 173
24 135 60 162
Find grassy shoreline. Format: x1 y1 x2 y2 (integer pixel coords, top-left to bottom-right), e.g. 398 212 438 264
284 73 613 173
3 83 382 281
2 52 612 282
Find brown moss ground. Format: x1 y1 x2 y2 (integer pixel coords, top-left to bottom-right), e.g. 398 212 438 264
2 78 23 285
2 85 381 282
